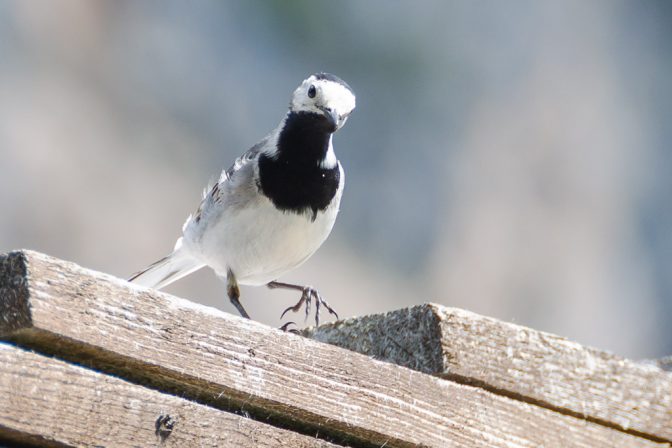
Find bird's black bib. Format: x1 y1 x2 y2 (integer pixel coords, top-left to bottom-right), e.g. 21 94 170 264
258 111 340 220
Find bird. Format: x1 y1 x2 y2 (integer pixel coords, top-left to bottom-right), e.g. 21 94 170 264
129 73 356 327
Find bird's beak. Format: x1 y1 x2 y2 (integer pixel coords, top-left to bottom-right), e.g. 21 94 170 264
320 106 340 131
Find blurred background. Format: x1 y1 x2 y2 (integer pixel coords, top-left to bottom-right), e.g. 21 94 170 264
1 1 671 359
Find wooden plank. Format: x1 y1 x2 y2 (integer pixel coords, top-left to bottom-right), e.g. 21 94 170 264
0 343 343 448
305 303 672 443
0 250 666 448
656 356 672 372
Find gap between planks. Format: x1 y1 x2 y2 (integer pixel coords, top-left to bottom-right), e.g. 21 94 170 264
0 343 348 448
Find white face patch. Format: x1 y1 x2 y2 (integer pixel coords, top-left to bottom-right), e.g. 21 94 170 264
291 75 356 127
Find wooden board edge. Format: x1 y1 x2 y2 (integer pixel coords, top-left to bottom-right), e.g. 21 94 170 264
0 343 347 448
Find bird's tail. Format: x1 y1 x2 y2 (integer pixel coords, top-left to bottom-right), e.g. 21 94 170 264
128 245 205 290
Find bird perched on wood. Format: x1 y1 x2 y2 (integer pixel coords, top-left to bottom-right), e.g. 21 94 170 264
129 73 356 326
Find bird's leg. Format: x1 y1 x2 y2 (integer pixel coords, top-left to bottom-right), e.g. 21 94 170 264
227 269 250 319
267 280 338 326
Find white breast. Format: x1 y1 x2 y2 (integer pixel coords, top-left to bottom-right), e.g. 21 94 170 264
184 164 344 286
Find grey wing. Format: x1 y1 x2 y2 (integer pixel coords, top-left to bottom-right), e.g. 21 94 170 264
225 136 269 180
187 136 269 227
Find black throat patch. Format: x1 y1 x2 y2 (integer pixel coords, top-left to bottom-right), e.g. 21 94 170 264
258 111 341 220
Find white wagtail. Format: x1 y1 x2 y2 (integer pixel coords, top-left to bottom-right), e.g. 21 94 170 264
129 73 356 326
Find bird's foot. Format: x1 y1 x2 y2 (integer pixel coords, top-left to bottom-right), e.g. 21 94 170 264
280 285 338 327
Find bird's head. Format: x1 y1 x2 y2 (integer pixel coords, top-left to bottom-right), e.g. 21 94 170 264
290 73 356 132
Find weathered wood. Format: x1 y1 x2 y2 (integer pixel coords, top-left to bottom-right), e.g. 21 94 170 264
656 356 672 372
305 303 672 443
0 343 343 448
0 250 666 448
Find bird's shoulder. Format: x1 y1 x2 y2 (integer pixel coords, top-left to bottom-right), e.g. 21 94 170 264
224 135 271 180
186 136 272 229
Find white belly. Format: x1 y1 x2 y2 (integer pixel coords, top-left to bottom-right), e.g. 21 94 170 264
188 194 340 286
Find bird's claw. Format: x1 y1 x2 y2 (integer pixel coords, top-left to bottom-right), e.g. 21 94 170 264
280 286 339 327
279 321 300 334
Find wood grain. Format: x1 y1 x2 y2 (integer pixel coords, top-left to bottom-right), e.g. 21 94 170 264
305 303 672 443
0 343 343 448
0 250 667 448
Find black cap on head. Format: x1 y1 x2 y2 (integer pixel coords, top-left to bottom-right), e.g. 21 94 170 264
313 72 354 94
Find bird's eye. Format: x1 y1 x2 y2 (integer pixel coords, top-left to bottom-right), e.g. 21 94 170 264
307 85 316 98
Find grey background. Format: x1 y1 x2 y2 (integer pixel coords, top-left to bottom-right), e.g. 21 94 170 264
1 1 671 358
